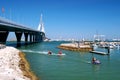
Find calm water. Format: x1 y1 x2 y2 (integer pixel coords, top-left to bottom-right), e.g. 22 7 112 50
17 41 120 80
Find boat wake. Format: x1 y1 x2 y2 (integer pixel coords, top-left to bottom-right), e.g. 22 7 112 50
21 50 66 56
81 60 91 64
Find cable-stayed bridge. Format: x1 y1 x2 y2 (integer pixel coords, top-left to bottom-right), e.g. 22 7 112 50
0 17 45 46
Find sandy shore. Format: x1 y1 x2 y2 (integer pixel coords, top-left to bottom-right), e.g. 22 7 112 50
0 46 38 80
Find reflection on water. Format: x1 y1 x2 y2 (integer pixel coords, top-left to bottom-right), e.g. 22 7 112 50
92 65 100 72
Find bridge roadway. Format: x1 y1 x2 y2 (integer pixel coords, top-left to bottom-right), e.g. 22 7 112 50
0 17 45 45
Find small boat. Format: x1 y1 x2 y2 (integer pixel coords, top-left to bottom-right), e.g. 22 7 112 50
57 53 66 56
92 57 101 64
48 53 66 56
92 60 101 64
48 51 52 55
48 50 66 56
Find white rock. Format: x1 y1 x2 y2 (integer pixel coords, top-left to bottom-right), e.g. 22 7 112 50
0 46 30 80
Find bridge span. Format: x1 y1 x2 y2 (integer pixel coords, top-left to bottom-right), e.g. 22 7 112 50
0 17 45 45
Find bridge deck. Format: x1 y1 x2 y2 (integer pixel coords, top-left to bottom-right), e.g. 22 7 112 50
0 17 39 32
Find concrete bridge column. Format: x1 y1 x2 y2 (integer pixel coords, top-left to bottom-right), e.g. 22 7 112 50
30 34 32 43
37 34 40 42
35 34 38 42
24 32 28 44
39 34 42 41
0 31 9 43
40 32 45 41
39 34 43 42
36 34 41 42
15 32 22 47
34 33 44 42
33 34 35 42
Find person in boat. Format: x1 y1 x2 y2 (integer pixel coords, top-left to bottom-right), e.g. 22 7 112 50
48 51 52 55
92 57 96 63
58 50 62 55
92 57 100 64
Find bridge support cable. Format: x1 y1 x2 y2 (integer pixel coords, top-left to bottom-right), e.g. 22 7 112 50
0 31 9 43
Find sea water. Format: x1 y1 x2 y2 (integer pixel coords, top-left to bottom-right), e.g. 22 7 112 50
17 41 120 80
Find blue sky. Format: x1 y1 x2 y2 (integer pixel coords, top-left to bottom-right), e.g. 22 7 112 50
0 0 120 40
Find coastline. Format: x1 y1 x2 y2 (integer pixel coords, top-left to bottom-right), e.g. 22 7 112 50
19 51 39 80
0 46 38 80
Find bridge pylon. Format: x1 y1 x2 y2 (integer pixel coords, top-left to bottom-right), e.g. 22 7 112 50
37 14 45 33
0 31 9 43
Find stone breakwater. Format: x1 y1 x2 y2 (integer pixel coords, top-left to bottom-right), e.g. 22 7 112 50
58 43 93 51
0 46 38 80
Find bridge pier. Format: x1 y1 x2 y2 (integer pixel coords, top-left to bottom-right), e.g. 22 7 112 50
24 32 28 44
34 32 45 42
33 34 35 42
0 31 9 43
40 32 45 41
34 34 36 43
35 34 39 42
15 32 22 47
30 34 32 43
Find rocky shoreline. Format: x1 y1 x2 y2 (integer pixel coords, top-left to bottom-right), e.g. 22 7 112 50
0 46 38 80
